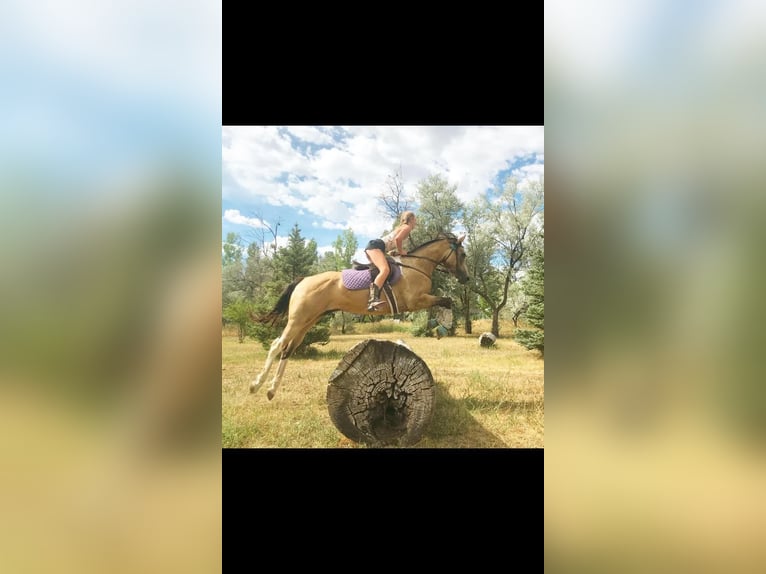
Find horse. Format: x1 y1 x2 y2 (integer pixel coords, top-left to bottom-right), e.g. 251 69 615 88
249 232 470 400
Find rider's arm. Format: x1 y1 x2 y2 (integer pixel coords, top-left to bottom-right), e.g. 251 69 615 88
394 224 413 255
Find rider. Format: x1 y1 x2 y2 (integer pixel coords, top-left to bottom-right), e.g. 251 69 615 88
364 211 417 311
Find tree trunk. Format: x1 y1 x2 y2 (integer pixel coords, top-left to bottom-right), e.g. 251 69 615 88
464 304 472 334
327 339 435 446
512 303 528 328
462 285 472 334
491 309 500 336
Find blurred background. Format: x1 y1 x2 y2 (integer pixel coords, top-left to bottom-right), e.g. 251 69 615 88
4 0 766 571
546 0 766 571
0 2 221 572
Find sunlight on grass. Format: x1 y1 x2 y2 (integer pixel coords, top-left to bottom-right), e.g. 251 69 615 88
222 318 543 448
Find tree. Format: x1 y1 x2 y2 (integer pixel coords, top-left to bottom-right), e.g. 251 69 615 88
471 176 544 336
243 211 281 258
513 246 544 355
222 232 243 266
410 174 466 333
378 164 414 226
462 201 501 333
331 229 358 270
272 223 318 284
412 174 463 245
242 240 273 301
223 299 256 343
222 232 247 311
508 281 529 328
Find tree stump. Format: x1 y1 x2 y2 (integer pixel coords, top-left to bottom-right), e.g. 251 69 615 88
327 339 435 446
479 332 497 347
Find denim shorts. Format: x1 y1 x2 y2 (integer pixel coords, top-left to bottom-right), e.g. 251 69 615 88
365 239 385 251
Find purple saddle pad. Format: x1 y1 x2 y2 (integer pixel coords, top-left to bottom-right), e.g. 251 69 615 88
341 265 402 291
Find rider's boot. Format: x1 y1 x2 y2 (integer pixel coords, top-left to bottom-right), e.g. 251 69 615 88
367 283 383 311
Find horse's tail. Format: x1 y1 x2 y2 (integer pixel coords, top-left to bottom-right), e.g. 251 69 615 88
253 277 304 326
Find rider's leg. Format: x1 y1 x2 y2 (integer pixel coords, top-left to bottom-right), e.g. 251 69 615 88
365 249 390 309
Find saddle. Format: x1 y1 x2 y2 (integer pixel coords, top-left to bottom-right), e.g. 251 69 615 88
342 257 402 291
342 256 403 314
352 254 400 271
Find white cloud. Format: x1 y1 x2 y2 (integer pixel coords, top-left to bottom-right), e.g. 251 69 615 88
513 163 546 189
286 126 334 146
223 209 267 228
312 220 347 230
222 125 544 246
7 0 220 105
545 0 656 88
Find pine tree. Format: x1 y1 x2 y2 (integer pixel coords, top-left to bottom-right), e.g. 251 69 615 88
513 247 544 355
272 224 318 283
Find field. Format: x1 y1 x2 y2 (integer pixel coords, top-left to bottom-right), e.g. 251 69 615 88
222 319 543 448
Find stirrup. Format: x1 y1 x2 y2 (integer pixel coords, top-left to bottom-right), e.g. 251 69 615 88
367 298 385 311
367 284 383 310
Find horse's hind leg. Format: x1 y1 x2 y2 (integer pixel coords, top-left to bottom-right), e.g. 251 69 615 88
266 356 291 401
250 335 283 394
265 324 312 400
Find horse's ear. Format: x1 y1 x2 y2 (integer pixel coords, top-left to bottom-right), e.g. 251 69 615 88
457 234 465 244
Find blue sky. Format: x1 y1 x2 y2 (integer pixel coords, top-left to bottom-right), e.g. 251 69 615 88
2 1 220 186
222 126 544 262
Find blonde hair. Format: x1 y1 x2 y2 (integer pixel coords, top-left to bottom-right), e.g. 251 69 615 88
381 211 416 252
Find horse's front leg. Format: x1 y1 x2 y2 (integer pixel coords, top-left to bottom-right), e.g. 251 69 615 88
410 293 451 311
434 296 451 309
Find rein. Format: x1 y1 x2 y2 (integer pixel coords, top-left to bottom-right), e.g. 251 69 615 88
397 245 456 279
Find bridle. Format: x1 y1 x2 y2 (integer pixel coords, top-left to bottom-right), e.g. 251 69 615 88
396 241 461 280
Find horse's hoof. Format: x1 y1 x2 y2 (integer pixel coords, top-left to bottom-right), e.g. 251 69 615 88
249 382 258 393
266 390 275 401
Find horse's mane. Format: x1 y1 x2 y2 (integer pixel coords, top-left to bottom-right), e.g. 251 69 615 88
410 232 459 253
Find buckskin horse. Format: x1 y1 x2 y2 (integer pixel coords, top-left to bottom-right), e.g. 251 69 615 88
250 232 470 400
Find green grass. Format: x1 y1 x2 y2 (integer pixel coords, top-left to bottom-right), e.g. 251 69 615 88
222 318 544 448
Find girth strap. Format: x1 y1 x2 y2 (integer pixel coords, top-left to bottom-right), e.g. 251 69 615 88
382 283 398 314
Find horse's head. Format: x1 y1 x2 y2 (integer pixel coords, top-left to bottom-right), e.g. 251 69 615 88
440 233 470 284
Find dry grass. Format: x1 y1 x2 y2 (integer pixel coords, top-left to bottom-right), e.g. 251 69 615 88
222 318 543 448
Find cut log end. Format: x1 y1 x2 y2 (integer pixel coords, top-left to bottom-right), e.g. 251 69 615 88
479 332 497 347
327 339 435 446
